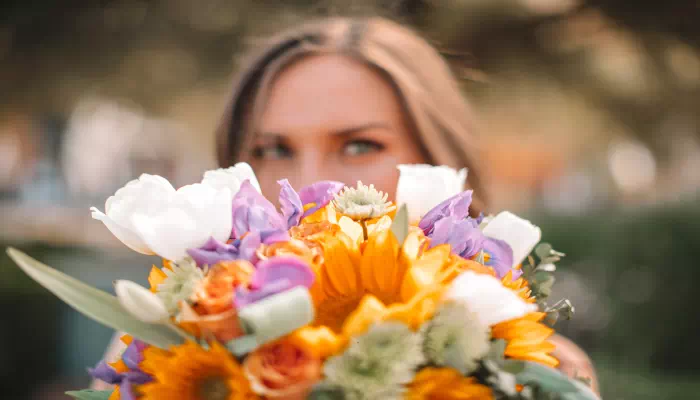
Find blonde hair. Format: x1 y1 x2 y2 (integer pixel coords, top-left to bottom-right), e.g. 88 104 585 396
216 17 487 211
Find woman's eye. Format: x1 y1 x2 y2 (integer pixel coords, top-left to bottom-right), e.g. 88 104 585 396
252 144 293 160
342 140 384 157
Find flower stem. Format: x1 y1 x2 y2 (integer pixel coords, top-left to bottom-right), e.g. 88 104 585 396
360 219 369 241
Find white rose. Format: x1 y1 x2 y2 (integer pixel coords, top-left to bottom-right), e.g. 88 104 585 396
446 271 537 327
481 211 542 267
202 162 261 194
396 164 467 222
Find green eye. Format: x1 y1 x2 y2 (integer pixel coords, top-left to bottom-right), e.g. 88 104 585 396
252 144 293 160
343 140 384 156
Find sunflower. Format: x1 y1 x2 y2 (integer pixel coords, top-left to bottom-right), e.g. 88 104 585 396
138 341 258 400
405 367 493 400
500 270 536 304
306 225 472 335
491 312 559 368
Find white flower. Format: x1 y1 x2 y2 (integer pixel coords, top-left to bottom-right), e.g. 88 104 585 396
201 162 261 194
91 163 261 262
481 211 542 268
155 258 205 315
333 181 396 219
445 271 537 327
395 164 467 222
115 280 170 323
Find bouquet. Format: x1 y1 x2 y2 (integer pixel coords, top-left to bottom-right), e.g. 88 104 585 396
8 163 597 400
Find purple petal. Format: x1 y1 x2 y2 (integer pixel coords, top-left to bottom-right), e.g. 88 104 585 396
231 180 286 237
122 370 153 385
429 216 485 259
238 232 262 261
235 257 315 307
419 190 473 234
483 237 518 279
251 257 315 289
299 181 345 218
235 279 293 307
278 179 304 228
187 237 241 267
121 340 148 371
260 229 290 244
119 378 143 400
89 361 121 385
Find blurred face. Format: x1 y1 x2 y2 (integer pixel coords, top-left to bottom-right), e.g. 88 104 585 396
242 54 426 198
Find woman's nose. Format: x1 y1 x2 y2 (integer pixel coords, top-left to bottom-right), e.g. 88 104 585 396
294 150 328 187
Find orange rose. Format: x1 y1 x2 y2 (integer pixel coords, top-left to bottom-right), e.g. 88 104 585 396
192 260 254 315
243 334 322 400
258 238 321 267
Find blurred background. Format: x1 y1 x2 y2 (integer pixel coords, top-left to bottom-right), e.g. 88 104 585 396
1 0 699 399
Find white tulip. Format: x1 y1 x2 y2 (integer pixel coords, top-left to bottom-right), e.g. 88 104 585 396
446 271 537 327
115 280 170 324
481 211 542 268
91 166 253 261
396 164 467 222
202 162 261 194
90 174 175 255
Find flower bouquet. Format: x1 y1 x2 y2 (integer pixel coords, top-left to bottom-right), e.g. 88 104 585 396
7 163 597 400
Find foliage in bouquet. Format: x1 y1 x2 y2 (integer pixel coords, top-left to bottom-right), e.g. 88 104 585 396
7 163 596 400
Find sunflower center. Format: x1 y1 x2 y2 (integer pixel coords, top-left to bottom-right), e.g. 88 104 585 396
197 375 230 400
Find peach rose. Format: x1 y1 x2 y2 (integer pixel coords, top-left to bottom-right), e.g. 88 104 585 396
192 260 254 315
243 334 322 400
258 238 322 267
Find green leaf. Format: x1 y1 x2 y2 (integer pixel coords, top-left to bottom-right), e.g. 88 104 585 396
486 339 508 366
506 361 599 400
535 243 553 261
65 389 113 400
6 248 182 349
390 204 409 245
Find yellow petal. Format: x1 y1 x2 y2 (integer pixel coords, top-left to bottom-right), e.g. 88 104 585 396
319 236 358 296
148 265 168 293
291 326 343 359
341 295 388 338
360 230 400 298
338 216 363 244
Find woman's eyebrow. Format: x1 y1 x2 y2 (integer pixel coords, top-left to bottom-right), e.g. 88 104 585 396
257 122 392 139
331 122 393 137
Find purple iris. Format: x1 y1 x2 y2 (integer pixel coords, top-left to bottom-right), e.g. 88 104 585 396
430 216 485 259
235 257 315 307
419 190 474 235
187 234 262 267
231 179 345 240
419 190 485 259
483 237 521 280
298 181 345 218
89 339 151 400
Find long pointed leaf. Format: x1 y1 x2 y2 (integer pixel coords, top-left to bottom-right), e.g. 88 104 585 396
66 390 113 400
7 248 182 349
505 360 599 400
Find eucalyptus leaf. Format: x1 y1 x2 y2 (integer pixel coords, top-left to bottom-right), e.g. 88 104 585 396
506 361 599 400
535 243 553 261
390 204 409 245
487 339 508 366
6 248 182 349
65 389 113 400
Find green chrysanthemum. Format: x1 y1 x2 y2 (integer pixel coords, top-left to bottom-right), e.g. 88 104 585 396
155 258 205 315
421 301 490 375
324 322 424 400
332 181 396 219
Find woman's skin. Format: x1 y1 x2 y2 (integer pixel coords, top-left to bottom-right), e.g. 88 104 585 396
242 54 425 198
244 53 599 392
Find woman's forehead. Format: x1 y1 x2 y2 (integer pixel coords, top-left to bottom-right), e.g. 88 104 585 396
257 53 405 137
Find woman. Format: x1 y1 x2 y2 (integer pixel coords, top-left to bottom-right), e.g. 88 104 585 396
215 16 599 392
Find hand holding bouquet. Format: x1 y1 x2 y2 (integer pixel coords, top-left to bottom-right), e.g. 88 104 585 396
8 164 595 400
